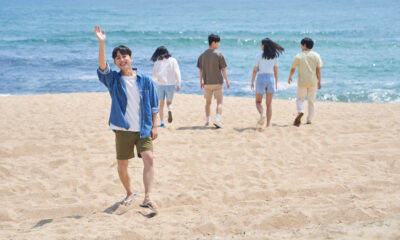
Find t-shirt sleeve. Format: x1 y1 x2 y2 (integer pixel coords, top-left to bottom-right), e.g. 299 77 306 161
274 57 278 67
197 54 202 69
317 55 323 68
219 54 227 69
291 55 300 69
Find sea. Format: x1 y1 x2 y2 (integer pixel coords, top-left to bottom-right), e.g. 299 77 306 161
1 0 399 103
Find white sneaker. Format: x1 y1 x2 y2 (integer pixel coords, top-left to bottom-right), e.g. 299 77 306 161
213 121 223 129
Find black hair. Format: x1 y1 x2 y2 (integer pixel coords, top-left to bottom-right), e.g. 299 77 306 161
112 45 132 59
261 38 285 59
301 38 314 49
151 46 171 62
208 34 221 46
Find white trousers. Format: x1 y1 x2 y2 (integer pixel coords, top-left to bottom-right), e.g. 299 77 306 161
296 87 316 122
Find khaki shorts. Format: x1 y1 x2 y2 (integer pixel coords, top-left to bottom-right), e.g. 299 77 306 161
114 130 153 160
204 84 223 102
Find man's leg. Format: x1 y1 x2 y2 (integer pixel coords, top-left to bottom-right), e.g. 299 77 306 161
266 93 273 127
140 150 157 209
294 87 307 126
117 159 133 204
306 87 317 123
214 85 224 128
204 85 212 125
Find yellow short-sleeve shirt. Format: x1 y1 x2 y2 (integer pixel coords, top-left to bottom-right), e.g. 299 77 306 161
292 50 323 88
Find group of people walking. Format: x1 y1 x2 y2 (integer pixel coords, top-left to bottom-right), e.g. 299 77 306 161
94 25 323 211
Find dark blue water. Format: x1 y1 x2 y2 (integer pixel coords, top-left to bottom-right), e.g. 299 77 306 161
1 0 399 103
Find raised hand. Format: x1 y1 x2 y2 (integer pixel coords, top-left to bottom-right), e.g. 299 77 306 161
94 25 106 42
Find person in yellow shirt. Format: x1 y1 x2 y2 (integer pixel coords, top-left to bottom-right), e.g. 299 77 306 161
288 38 323 126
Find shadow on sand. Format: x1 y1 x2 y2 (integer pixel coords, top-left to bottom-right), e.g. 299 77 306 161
176 126 216 130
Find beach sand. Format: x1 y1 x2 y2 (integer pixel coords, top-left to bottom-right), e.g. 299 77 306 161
0 92 400 239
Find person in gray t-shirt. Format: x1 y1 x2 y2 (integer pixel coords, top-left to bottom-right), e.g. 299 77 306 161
197 34 230 128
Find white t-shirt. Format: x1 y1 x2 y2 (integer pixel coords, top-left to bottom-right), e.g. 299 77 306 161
254 54 278 74
152 57 181 86
110 75 141 132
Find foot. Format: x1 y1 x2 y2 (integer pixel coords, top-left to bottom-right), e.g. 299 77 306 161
293 113 304 127
120 193 136 206
168 111 173 123
257 116 265 126
205 121 210 126
306 121 312 124
160 122 165 127
140 199 158 211
214 121 223 129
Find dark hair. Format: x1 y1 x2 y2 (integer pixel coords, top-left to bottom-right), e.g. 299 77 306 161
112 45 132 59
301 38 314 49
151 46 171 62
208 34 220 46
261 38 285 59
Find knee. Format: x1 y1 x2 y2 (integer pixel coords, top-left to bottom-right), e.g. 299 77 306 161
141 152 154 168
117 161 128 172
255 100 262 104
143 158 154 169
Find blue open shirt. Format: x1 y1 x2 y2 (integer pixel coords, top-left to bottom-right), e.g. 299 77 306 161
97 63 159 138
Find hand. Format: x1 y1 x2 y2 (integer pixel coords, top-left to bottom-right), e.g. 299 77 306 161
251 82 254 91
226 81 230 89
318 81 321 90
200 82 204 89
94 25 106 42
151 127 158 140
176 85 181 92
288 77 292 85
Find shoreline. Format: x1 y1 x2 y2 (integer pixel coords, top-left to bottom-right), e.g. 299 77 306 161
1 91 399 105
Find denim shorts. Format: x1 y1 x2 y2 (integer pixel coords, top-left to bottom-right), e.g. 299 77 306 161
157 85 175 102
255 73 275 95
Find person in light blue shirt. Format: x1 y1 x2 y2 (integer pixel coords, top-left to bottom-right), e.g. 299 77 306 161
95 26 159 211
251 38 284 128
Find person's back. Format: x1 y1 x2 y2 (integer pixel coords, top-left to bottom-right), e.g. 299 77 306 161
294 50 323 88
198 49 226 85
153 57 180 86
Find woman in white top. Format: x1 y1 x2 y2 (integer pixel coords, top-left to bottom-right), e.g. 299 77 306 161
251 38 284 127
151 46 181 127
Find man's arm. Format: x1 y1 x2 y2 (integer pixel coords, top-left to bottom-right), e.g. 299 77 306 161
288 68 296 84
316 67 321 89
94 26 106 71
221 68 230 88
199 69 204 89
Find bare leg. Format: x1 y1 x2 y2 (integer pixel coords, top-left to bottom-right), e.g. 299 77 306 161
255 94 263 117
117 160 133 204
216 98 223 115
266 93 273 127
140 151 155 205
159 100 165 123
205 99 212 119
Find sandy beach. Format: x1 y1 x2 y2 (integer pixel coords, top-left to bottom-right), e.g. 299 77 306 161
0 92 399 239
